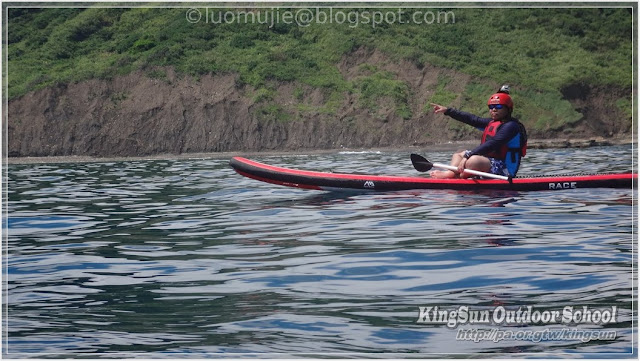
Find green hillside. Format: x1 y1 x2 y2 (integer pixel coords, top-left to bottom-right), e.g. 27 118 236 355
7 6 634 132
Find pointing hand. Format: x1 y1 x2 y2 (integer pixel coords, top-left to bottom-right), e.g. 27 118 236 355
430 103 448 114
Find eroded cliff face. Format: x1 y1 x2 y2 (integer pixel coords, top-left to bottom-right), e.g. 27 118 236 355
7 50 632 157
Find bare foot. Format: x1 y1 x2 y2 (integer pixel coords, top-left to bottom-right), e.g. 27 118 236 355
429 170 457 179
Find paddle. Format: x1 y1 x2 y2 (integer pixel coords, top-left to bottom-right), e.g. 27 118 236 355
410 153 510 181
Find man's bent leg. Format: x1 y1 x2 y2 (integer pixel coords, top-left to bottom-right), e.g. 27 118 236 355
460 155 492 179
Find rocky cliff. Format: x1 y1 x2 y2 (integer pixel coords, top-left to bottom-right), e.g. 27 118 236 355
7 50 633 157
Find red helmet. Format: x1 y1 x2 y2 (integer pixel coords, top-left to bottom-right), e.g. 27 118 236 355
487 93 513 109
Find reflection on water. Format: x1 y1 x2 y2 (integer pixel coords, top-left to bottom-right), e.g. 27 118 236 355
5 145 636 357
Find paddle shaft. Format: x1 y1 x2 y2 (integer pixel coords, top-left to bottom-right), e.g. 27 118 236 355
432 162 510 181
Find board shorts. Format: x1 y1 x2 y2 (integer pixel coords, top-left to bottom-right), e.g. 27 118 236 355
489 158 509 176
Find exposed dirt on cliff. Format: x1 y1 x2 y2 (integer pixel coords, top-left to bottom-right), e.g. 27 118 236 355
6 49 634 158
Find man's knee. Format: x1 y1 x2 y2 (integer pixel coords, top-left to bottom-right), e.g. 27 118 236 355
466 156 491 172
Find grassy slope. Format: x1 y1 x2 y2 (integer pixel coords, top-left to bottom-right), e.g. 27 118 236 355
7 7 633 132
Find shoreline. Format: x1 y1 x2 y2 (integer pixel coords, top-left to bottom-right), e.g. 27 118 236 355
5 137 636 165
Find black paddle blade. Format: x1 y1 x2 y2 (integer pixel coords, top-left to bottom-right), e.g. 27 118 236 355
410 153 434 172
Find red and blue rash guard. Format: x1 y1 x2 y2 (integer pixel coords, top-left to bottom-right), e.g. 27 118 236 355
444 108 527 176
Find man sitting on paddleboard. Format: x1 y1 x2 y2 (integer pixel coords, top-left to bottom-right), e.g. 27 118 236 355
429 85 527 179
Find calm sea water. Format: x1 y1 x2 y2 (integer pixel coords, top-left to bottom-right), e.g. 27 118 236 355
4 145 637 358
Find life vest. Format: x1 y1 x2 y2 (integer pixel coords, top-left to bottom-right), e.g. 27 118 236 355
481 119 527 177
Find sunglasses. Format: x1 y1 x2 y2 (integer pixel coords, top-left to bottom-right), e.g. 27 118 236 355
488 104 505 110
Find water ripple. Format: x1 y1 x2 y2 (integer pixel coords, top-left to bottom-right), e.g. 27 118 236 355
5 146 636 357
